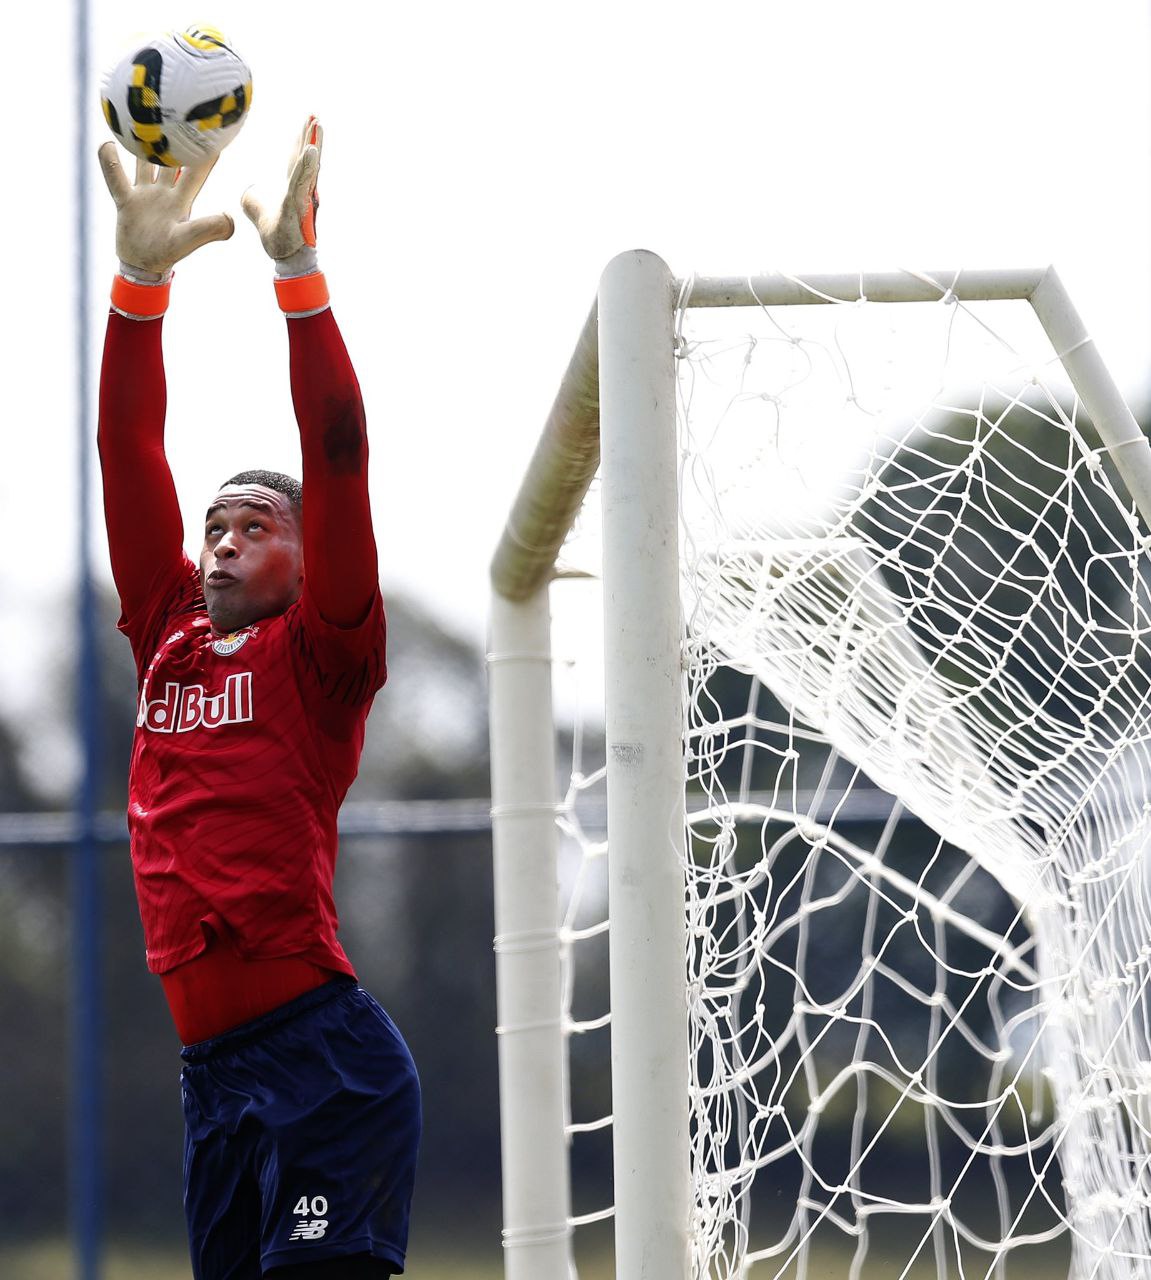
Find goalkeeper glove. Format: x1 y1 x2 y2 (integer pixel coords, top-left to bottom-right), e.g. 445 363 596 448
98 146 233 317
242 116 329 315
98 145 234 275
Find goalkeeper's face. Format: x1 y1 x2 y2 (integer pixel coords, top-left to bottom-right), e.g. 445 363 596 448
200 484 303 633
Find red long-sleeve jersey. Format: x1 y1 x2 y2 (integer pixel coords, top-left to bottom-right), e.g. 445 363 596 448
98 307 385 981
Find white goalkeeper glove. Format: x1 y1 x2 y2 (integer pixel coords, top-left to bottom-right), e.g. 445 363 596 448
97 145 234 278
241 116 323 278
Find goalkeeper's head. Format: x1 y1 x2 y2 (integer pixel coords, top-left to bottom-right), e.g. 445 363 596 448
200 470 303 634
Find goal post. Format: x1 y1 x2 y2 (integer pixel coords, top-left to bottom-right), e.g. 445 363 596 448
488 252 1151 1279
488 299 600 1280
490 251 693 1280
488 587 574 1277
597 250 692 1280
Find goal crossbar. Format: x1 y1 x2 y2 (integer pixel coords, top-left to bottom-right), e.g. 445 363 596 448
492 264 1151 609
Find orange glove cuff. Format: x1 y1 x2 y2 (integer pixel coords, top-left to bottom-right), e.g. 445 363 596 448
110 273 172 319
274 270 329 315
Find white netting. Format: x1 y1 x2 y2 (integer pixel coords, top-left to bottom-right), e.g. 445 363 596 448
555 279 1151 1279
551 574 615 1276
676 282 1151 1279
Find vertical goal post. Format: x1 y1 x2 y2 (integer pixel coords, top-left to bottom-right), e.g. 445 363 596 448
487 252 1151 1280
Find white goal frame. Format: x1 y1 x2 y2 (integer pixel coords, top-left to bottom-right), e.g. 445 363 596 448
486 252 1151 1280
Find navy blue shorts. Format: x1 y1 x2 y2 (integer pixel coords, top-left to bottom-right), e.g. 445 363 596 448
180 979 421 1279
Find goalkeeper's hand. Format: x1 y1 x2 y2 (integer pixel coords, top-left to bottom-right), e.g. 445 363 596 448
241 116 322 269
97 146 234 277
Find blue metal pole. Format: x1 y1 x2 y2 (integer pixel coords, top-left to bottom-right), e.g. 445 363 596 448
73 0 103 1275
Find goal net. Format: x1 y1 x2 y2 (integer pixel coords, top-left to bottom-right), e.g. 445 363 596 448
488 258 1151 1280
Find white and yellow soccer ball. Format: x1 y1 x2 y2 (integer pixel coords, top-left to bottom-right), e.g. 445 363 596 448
101 26 252 168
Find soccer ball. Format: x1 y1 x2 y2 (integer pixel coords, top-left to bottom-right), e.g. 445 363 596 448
101 26 252 168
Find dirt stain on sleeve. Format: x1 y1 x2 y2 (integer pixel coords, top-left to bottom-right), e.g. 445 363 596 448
322 397 367 475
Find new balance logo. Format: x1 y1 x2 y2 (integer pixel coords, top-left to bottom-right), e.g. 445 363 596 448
137 672 253 733
289 1195 330 1242
289 1219 329 1241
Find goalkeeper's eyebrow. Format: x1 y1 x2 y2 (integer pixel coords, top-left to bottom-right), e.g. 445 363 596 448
205 498 276 521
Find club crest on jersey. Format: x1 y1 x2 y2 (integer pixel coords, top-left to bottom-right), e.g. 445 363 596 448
212 629 253 656
137 672 254 733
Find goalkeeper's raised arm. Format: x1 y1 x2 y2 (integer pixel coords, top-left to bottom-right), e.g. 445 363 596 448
242 116 381 637
96 148 233 624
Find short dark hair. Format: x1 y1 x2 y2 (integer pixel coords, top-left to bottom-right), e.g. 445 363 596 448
221 469 303 509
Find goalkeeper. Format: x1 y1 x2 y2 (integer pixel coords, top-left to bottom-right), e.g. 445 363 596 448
96 120 420 1280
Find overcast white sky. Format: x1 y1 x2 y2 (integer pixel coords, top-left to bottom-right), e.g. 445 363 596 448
3 0 1150 737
